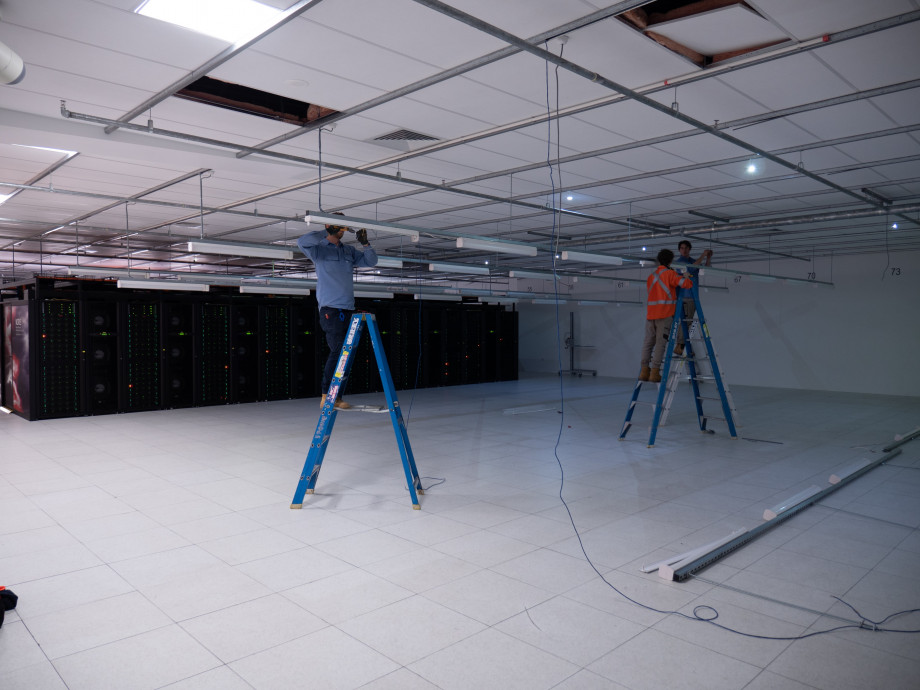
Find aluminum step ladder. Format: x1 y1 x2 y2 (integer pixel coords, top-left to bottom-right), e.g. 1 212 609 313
619 285 739 447
291 312 424 509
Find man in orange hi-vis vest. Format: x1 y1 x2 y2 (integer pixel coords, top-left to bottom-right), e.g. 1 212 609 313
639 248 693 383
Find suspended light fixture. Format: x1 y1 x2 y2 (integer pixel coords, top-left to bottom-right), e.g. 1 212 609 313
560 250 624 266
187 239 293 260
117 279 209 292
239 286 311 296
354 290 395 299
373 256 404 268
304 212 420 241
455 236 537 257
428 261 490 275
508 269 556 279
414 293 463 301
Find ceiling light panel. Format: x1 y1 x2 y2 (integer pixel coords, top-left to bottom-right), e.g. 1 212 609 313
135 0 282 43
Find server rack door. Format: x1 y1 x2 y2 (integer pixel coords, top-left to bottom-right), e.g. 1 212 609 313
3 301 33 419
37 299 82 419
290 303 319 398
259 302 291 401
231 303 259 403
198 303 231 405
83 300 120 415
161 301 195 408
122 301 160 412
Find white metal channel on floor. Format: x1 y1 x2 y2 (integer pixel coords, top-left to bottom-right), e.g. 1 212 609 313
290 312 423 510
620 286 739 447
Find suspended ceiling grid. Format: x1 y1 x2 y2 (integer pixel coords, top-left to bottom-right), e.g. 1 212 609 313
0 0 918 288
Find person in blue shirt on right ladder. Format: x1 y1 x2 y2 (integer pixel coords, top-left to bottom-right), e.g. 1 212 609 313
672 240 712 356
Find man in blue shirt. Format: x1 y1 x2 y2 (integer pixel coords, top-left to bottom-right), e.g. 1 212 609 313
298 219 378 409
672 240 712 356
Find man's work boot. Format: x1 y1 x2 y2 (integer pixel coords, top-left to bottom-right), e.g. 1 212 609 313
639 366 650 381
333 398 351 410
649 368 662 383
320 394 327 408
673 343 684 356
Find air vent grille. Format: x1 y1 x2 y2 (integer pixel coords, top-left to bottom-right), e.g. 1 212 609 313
375 129 438 142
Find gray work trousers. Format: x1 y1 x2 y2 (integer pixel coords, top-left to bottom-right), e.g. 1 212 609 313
641 317 672 370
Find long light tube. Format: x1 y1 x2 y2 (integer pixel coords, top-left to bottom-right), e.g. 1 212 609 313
117 279 209 292
304 212 420 241
239 286 311 296
429 261 490 275
354 290 395 299
509 269 556 279
187 239 293 260
374 256 404 268
532 298 566 304
456 236 537 257
414 293 463 301
560 249 624 266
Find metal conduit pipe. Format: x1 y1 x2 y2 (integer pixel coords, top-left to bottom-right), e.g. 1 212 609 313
59 103 663 233
409 0 903 214
238 0 655 157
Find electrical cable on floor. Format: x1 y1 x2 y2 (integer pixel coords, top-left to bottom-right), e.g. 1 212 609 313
538 46 920 643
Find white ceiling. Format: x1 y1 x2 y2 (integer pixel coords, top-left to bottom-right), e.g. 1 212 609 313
0 0 918 287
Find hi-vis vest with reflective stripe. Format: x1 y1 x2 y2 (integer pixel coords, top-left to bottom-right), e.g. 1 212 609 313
646 265 692 320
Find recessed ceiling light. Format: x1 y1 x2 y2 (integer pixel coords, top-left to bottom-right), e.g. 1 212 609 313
746 161 757 174
135 0 281 42
892 223 898 229
566 195 574 201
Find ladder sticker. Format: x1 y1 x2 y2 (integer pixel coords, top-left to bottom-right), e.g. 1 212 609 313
346 319 359 344
335 350 350 378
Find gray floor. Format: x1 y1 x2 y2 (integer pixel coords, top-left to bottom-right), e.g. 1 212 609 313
1 374 918 689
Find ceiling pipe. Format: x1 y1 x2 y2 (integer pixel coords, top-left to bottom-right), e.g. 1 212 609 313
409 0 899 215
0 39 25 84
237 0 654 157
60 103 649 231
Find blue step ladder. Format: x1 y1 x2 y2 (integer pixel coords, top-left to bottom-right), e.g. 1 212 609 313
291 312 424 510
619 286 739 447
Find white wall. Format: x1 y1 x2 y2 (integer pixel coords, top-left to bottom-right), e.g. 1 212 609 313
518 250 920 397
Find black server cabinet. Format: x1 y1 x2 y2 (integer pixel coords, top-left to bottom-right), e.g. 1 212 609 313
198 303 230 405
290 303 319 398
162 301 195 409
82 300 119 415
260 302 291 400
37 300 82 419
231 303 259 403
122 301 160 412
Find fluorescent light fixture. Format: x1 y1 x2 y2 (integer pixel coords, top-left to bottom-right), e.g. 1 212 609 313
239 286 311 296
374 256 404 269
414 293 462 301
135 0 281 42
577 300 608 306
481 297 518 304
763 486 823 521
456 236 537 257
532 298 566 305
428 261 490 275
14 144 78 157
509 270 556 280
560 250 624 266
354 290 394 299
117 279 209 292
304 212 420 241
187 240 293 260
